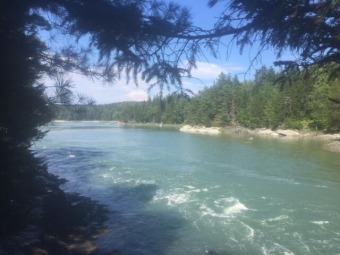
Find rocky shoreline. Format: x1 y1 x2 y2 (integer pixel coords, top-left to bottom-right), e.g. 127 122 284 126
179 125 340 152
180 125 221 135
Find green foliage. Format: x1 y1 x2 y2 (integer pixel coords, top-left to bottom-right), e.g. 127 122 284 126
53 93 190 124
282 118 305 130
207 0 340 72
307 74 331 130
53 66 340 133
327 81 340 132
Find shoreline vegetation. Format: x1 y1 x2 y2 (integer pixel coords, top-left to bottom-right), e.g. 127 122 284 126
52 68 340 136
51 120 340 152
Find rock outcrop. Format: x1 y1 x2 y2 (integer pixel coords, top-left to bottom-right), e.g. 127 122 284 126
180 125 220 135
276 129 300 137
254 128 300 137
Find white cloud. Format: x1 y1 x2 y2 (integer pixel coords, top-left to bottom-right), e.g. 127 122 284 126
126 89 148 101
43 73 148 104
182 61 245 93
43 61 244 104
190 61 243 80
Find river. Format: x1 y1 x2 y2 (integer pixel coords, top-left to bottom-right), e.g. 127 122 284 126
34 121 340 255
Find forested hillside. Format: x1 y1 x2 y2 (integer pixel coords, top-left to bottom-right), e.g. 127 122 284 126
53 66 340 132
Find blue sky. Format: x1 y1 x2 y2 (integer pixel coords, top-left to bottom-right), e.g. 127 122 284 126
44 0 289 104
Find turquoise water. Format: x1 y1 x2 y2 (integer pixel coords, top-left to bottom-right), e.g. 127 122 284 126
35 121 340 255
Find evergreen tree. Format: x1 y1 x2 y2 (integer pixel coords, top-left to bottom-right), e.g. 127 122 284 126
206 0 340 72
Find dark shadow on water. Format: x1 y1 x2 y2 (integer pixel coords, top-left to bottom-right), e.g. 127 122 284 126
0 147 101 254
26 146 238 255
0 146 109 255
96 184 186 255
28 147 189 255
37 190 109 255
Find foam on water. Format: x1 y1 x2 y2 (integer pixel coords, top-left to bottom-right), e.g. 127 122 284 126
223 201 248 216
100 173 155 186
291 232 311 253
261 215 290 224
102 173 110 178
186 188 208 194
216 197 249 216
152 190 191 206
151 185 213 207
261 243 295 255
310 220 329 225
134 179 156 185
315 185 328 188
200 204 221 218
240 222 255 241
200 197 249 218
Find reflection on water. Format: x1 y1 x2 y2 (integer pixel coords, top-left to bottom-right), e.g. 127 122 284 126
35 122 340 255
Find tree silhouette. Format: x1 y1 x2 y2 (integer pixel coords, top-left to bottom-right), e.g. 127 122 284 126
205 0 340 71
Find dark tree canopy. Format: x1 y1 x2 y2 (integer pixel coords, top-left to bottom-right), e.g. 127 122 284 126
205 0 340 71
0 0 196 149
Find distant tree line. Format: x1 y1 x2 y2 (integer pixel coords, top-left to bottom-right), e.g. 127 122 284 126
53 66 340 132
